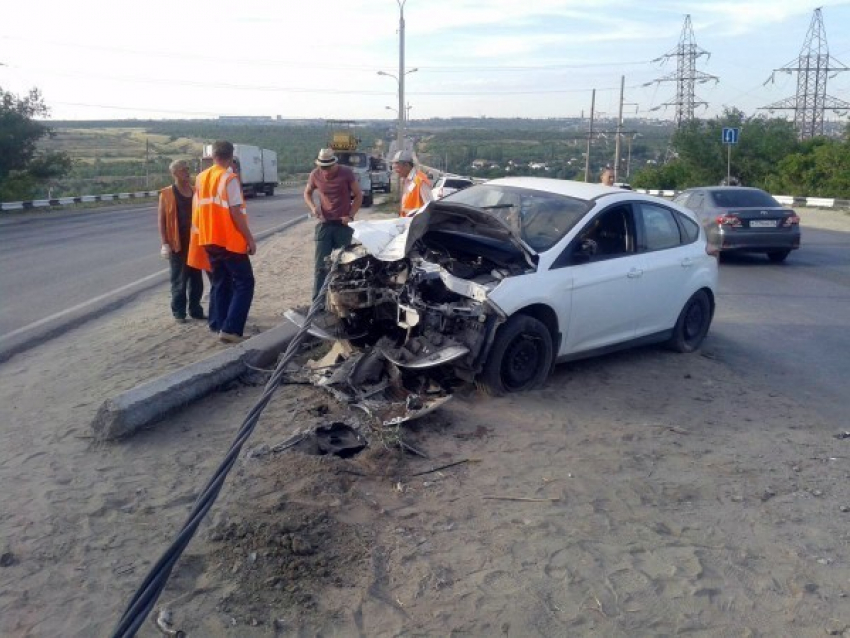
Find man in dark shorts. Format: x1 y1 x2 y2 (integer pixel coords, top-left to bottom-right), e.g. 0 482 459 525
303 148 363 299
158 159 204 322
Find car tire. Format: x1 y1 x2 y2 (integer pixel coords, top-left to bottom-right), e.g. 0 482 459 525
666 290 712 353
767 250 790 263
476 315 554 396
363 194 373 208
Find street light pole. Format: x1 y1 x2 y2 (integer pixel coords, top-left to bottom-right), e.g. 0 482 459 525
397 0 407 156
584 89 596 182
378 65 418 156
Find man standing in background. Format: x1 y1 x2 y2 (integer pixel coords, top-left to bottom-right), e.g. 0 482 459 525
194 140 256 343
158 159 204 323
392 150 432 217
304 148 363 300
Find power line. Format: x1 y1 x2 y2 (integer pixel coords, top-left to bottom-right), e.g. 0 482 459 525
0 34 657 75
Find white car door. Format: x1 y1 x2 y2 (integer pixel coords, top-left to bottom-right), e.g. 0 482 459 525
550 204 645 355
632 202 700 335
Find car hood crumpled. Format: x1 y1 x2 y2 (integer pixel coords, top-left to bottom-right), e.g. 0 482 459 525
349 202 537 265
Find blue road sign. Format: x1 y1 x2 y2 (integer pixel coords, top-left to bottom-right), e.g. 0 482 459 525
722 127 740 144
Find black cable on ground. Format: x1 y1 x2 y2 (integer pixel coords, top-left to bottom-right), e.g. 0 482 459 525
110 264 337 638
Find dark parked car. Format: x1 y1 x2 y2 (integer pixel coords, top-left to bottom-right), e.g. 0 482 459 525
672 187 800 262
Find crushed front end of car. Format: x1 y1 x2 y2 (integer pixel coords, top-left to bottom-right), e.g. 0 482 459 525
286 203 538 420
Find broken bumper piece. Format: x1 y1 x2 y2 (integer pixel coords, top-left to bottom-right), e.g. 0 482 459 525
284 309 366 342
304 341 451 427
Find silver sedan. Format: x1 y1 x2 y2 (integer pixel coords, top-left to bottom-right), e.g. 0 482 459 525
672 186 801 262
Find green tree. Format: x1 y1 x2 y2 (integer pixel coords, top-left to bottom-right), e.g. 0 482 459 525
765 137 850 197
631 109 800 190
0 87 71 200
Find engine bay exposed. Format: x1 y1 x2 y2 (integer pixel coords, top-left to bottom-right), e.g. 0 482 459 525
285 205 537 422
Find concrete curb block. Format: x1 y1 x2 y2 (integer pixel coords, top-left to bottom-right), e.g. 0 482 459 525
0 215 307 365
91 320 299 440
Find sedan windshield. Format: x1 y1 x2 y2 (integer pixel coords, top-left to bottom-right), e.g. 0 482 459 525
443 184 590 252
710 189 779 208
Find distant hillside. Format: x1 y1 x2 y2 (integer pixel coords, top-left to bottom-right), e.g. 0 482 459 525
37 118 674 196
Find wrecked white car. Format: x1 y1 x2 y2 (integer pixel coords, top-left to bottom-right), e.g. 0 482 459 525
290 177 719 396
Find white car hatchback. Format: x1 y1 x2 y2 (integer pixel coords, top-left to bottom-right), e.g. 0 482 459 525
296 177 718 396
432 175 474 200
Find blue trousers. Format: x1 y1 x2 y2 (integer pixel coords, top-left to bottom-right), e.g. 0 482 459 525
205 246 255 336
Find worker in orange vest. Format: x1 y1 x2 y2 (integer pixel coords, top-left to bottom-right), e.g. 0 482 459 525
193 140 256 343
158 159 205 323
392 149 432 217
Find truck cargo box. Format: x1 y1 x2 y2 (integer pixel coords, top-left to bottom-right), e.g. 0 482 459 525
261 150 278 187
233 144 263 186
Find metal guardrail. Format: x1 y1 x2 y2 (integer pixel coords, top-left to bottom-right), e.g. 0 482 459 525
0 181 306 212
632 190 850 209
2 182 847 212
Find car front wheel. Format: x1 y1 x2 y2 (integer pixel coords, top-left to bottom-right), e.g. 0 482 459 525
477 315 554 396
667 290 712 353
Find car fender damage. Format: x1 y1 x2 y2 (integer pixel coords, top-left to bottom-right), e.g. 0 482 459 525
285 203 536 420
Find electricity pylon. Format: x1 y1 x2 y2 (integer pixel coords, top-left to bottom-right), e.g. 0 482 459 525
646 15 718 128
761 8 850 140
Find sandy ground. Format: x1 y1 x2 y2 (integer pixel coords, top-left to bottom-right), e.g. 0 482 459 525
1 206 849 637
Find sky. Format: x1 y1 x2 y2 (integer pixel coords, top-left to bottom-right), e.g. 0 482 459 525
2 0 850 124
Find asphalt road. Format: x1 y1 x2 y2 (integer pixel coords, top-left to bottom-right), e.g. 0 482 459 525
0 188 307 338
709 226 850 426
1 199 848 425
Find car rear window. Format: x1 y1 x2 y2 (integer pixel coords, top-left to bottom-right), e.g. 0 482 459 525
444 179 472 189
710 189 779 208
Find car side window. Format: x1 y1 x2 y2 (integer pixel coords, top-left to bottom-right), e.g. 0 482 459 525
638 203 682 252
551 204 635 269
689 192 704 212
676 212 700 243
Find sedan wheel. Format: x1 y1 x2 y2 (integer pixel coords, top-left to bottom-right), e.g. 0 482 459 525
767 250 791 263
667 290 712 353
477 315 554 396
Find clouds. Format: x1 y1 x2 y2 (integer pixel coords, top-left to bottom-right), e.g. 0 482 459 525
0 0 848 120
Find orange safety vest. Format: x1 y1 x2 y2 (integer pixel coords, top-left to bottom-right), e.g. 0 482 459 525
194 164 249 254
187 199 212 272
400 170 431 217
159 186 184 252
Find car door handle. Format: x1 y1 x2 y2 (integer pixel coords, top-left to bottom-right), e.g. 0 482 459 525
680 257 694 268
627 268 643 278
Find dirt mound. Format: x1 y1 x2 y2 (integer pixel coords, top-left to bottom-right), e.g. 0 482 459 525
208 498 371 628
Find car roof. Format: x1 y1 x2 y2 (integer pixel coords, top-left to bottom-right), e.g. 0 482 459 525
484 176 634 200
685 186 766 194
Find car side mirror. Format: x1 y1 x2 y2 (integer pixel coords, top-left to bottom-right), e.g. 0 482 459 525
572 238 597 264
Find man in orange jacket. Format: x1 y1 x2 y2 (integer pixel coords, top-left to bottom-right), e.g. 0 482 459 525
194 140 256 343
392 150 432 217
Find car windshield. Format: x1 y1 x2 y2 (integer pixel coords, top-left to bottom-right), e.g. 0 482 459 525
444 178 472 189
443 184 591 252
710 189 779 208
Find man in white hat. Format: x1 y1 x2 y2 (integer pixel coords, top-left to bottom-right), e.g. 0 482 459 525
392 149 432 217
304 148 363 299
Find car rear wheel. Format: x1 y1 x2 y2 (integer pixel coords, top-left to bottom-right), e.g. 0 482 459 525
667 290 712 353
767 250 790 263
477 315 554 396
